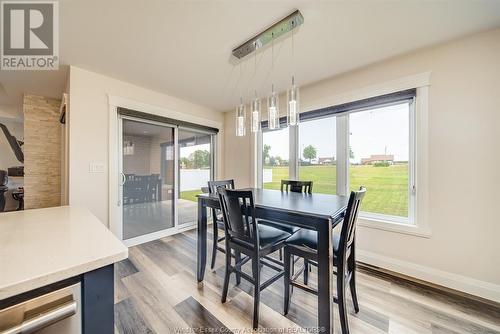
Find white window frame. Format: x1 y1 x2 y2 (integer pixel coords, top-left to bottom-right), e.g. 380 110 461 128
255 73 431 237
347 99 416 224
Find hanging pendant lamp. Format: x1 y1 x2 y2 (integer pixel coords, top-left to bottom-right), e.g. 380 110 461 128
287 75 299 126
235 97 246 137
251 91 261 133
268 84 280 130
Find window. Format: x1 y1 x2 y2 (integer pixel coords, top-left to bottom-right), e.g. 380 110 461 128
262 127 289 190
258 89 417 226
349 102 411 220
299 117 337 195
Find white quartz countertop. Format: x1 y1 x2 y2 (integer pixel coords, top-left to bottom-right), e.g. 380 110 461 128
0 206 128 299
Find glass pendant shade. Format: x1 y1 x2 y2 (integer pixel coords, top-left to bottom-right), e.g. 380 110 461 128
287 76 300 126
235 99 246 137
267 87 280 130
251 97 261 133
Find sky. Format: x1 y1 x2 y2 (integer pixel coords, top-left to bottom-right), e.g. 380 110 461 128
263 102 410 163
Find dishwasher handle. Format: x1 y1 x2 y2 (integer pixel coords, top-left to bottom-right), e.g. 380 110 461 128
1 300 77 334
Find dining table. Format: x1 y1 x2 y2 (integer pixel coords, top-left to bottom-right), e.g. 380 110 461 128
196 188 348 333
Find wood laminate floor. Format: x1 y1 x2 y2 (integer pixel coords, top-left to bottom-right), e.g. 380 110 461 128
114 230 500 334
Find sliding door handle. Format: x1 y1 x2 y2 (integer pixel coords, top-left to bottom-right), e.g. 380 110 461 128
120 172 126 186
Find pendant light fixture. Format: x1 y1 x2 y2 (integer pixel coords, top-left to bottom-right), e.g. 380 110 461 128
251 91 261 133
268 84 279 130
230 10 304 135
287 76 299 126
235 97 246 137
287 21 300 126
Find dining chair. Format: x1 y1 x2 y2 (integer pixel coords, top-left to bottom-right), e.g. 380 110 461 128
207 180 235 269
261 180 313 260
283 187 366 334
218 188 291 329
280 180 313 194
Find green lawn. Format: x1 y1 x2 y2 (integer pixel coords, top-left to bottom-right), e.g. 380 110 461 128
180 189 202 202
264 164 408 217
180 164 408 217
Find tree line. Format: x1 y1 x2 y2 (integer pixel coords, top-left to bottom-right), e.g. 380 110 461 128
180 150 210 169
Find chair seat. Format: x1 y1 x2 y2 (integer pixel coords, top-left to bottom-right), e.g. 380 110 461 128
233 223 291 250
258 224 292 248
285 229 340 254
258 219 300 234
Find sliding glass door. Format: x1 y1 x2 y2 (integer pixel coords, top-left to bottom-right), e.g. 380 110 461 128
118 116 216 245
121 118 175 240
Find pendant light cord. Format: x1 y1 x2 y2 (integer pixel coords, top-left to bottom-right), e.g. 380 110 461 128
292 21 295 84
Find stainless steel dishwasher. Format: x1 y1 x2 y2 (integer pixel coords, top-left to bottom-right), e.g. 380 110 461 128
0 283 81 334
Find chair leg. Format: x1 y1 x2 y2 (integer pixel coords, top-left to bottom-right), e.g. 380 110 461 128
349 276 359 314
252 256 261 329
210 224 218 269
349 256 359 313
221 246 231 303
304 259 309 285
235 251 241 285
279 248 283 261
283 247 291 315
337 265 350 334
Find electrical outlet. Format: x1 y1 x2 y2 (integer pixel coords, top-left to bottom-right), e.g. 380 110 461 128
89 162 105 173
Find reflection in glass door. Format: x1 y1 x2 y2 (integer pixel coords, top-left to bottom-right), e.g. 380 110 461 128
121 118 175 240
178 128 213 227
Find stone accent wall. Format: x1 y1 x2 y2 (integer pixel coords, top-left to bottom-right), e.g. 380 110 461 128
23 94 62 209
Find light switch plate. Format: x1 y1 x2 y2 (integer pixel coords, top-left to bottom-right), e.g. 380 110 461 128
89 162 105 173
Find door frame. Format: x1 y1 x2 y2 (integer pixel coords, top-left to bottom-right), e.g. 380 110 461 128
108 95 222 246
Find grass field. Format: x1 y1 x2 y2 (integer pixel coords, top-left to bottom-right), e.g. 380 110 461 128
180 189 201 202
264 164 408 217
180 164 408 217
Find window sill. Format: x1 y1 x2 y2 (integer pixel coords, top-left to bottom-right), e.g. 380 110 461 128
357 216 431 238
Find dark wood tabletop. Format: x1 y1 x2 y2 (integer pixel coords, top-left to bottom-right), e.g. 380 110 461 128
197 188 348 220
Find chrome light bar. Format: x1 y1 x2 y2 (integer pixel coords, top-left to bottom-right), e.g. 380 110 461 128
231 10 304 59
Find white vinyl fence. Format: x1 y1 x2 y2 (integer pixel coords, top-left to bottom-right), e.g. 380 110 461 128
263 169 273 183
180 169 273 191
180 169 210 191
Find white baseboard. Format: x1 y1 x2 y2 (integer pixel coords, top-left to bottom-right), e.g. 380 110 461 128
357 249 500 304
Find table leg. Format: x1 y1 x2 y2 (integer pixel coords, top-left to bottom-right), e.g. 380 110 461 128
317 219 334 333
197 198 207 282
82 265 114 334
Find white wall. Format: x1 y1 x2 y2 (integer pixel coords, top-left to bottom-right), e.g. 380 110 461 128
224 28 500 300
68 66 224 226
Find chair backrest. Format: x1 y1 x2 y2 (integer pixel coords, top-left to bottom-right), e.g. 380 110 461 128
280 180 313 194
338 187 366 261
207 179 235 194
218 188 259 248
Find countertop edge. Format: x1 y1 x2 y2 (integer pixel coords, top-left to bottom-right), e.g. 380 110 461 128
0 248 128 300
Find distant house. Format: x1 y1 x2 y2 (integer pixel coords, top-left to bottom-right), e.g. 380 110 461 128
318 157 335 165
361 154 394 165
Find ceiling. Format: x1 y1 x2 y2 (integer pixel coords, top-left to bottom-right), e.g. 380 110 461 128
1 0 500 117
